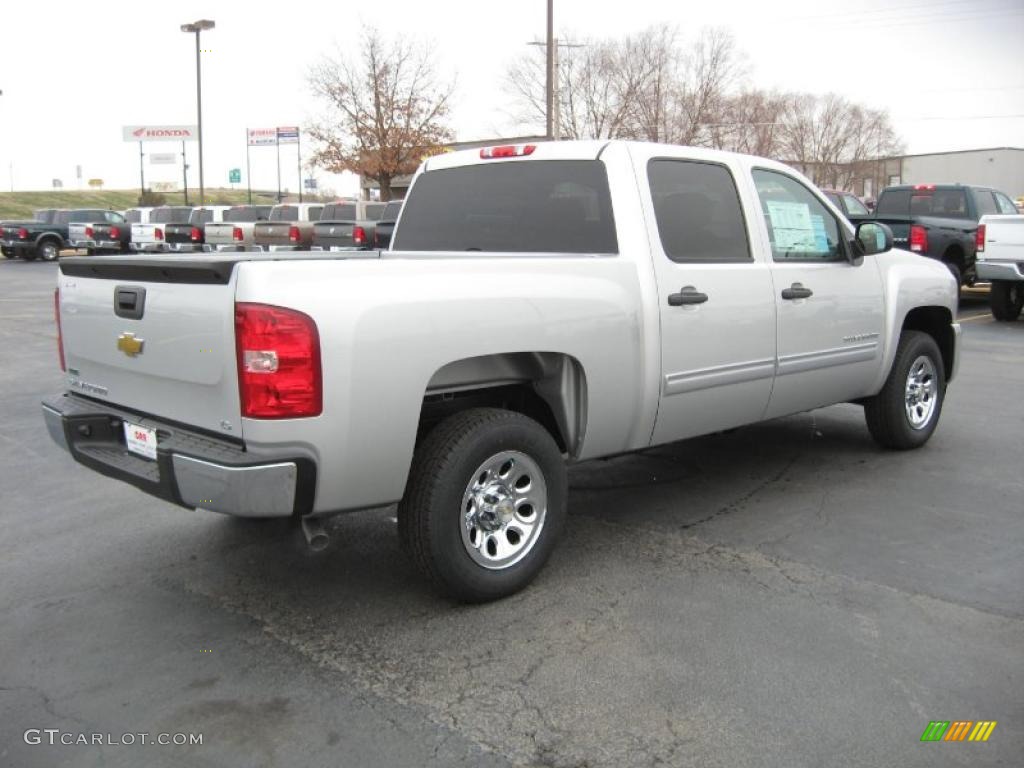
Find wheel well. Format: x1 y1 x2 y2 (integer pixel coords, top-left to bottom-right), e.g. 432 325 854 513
942 244 964 268
36 235 61 248
902 306 954 380
417 353 587 456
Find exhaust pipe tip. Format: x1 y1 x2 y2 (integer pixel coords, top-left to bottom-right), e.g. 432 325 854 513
300 516 330 552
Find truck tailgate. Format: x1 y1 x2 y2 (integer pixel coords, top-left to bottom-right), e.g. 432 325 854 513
204 223 236 245
57 257 242 436
254 222 293 247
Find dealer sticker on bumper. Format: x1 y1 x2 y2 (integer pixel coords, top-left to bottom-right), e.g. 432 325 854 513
124 422 157 460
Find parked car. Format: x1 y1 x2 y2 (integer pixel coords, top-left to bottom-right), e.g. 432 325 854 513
204 205 274 251
44 140 960 602
312 200 386 251
164 206 230 253
976 213 1024 320
130 206 193 253
871 184 1019 286
1 209 58 258
253 203 324 251
372 200 403 249
821 189 872 223
1 208 111 261
68 211 130 255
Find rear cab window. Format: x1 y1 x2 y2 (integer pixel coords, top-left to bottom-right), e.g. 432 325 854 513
393 160 618 253
270 206 298 222
909 190 968 218
150 207 193 224
322 204 357 221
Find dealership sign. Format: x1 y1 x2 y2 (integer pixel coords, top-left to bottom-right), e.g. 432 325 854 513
277 126 300 144
248 128 277 146
123 125 197 142
149 153 177 165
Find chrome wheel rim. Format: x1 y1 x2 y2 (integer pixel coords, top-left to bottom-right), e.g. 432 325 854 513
41 243 57 260
905 355 938 430
461 450 547 570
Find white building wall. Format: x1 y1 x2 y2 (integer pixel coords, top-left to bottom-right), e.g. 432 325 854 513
899 149 1024 197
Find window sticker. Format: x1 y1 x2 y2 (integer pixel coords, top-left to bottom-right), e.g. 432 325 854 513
766 200 818 252
809 214 829 251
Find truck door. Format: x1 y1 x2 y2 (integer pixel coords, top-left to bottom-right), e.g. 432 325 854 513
748 168 885 419
633 148 778 445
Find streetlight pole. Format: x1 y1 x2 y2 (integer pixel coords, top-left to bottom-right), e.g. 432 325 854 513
181 19 215 206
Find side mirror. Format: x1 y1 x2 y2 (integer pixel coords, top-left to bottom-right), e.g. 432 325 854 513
854 221 892 257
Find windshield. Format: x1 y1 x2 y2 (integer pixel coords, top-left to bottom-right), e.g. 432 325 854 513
393 160 618 253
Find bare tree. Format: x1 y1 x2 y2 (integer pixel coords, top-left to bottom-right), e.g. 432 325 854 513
307 30 454 200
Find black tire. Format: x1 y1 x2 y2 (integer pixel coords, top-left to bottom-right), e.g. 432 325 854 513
990 280 1024 322
86 248 96 257
864 330 946 450
1 246 14 259
398 407 567 603
37 239 61 262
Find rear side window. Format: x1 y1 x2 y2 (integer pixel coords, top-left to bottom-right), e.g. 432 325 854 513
393 160 618 253
973 190 998 216
648 159 750 262
270 206 297 221
876 190 910 216
307 206 323 222
752 169 845 262
55 211 72 225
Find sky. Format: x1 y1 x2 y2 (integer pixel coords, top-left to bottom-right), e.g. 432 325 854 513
1 0 1021 196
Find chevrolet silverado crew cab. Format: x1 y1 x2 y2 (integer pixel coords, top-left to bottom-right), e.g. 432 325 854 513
976 212 1024 320
43 140 960 602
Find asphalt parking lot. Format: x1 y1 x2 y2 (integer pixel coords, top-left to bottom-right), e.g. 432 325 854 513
1 258 1021 768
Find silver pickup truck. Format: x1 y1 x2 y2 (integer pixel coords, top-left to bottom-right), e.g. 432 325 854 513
43 140 960 602
976 213 1024 320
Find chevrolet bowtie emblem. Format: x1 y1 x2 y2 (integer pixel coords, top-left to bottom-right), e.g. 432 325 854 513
117 332 144 357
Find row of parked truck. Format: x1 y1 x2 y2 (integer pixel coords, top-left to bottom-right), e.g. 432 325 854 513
0 199 404 260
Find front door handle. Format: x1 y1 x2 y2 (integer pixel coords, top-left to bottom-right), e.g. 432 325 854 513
667 286 709 306
781 283 813 300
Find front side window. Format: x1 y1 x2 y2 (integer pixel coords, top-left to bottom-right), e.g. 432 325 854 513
648 159 750 262
752 169 845 262
393 160 618 253
843 194 870 216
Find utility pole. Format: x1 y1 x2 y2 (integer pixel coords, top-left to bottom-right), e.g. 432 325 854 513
181 19 215 205
546 0 554 140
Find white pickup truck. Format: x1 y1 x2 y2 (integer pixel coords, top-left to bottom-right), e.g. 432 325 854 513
976 213 1024 321
130 206 193 253
43 140 960 602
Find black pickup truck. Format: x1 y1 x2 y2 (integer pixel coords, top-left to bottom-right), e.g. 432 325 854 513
164 207 228 253
870 184 1017 286
0 208 110 261
1 209 57 258
312 200 386 251
373 200 403 249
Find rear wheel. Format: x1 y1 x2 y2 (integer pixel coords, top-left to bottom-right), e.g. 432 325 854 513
864 331 946 450
990 280 1024 321
1 246 14 259
398 408 567 602
37 240 60 262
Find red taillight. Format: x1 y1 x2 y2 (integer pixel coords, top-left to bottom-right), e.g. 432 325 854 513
232 226 244 242
0 226 5 237
190 226 202 242
352 225 366 245
480 144 536 159
18 227 29 239
109 226 121 239
54 288 66 372
975 224 986 253
288 225 301 243
235 303 321 419
85 226 94 238
154 228 164 241
909 225 928 253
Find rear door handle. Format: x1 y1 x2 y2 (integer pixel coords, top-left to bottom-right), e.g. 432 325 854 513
781 283 813 300
667 286 709 306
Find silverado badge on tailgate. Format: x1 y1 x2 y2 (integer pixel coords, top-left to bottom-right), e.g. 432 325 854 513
116 332 145 357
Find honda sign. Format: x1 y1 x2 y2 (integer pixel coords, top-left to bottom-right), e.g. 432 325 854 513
123 125 198 142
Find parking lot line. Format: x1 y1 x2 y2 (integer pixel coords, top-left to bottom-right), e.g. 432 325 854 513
958 312 992 323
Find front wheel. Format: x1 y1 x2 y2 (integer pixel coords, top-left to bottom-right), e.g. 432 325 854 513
990 280 1024 321
864 330 946 450
398 408 567 602
1 246 14 259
